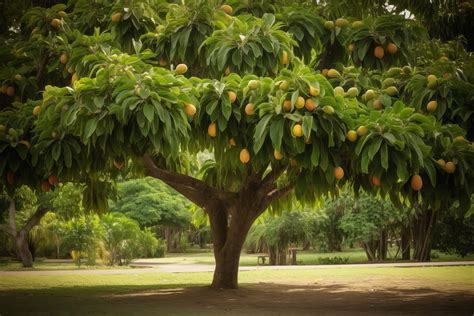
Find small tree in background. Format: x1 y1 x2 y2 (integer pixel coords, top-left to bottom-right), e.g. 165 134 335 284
62 215 102 267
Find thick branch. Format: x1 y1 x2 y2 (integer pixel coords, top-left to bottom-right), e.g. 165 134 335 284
260 164 288 194
143 154 237 211
22 207 48 233
257 183 295 216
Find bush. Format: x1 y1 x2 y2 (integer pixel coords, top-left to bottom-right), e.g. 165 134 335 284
318 256 350 265
62 215 102 267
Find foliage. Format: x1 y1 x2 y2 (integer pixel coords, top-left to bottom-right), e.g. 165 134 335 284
340 192 398 244
318 256 349 264
432 212 474 257
61 215 102 267
101 212 158 265
110 177 191 228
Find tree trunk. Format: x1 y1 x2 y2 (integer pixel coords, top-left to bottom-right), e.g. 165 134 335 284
143 155 294 289
401 225 410 260
412 209 437 261
15 231 33 268
209 203 255 289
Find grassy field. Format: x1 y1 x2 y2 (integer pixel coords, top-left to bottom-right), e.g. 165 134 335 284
1 247 473 271
0 266 473 315
136 247 474 266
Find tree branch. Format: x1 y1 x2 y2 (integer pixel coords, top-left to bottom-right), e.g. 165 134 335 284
257 183 295 217
143 154 237 211
22 207 48 233
261 163 287 187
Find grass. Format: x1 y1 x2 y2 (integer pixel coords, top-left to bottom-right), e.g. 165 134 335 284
0 260 133 271
136 247 474 266
1 247 472 271
1 266 472 292
1 266 472 315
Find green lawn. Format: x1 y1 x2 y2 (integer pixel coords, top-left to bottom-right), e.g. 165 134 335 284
0 266 473 315
1 266 473 291
136 247 474 266
1 247 473 271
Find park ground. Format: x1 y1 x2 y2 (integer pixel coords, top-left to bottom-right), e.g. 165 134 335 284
0 249 473 315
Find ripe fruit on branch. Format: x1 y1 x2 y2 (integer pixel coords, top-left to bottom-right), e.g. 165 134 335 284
295 97 305 109
220 4 233 15
48 175 58 185
374 46 384 59
365 89 376 101
335 18 349 27
387 43 398 54
334 167 344 180
292 124 303 137
334 86 344 96
175 64 188 75
427 101 437 112
33 106 41 116
283 100 292 111
208 122 217 137
346 130 358 142
327 69 340 78
371 176 381 186
184 103 196 117
281 50 289 65
228 91 237 103
247 80 259 90
6 86 15 97
324 21 334 29
60 53 69 64
274 149 283 160
347 87 359 98
356 126 368 136
410 175 423 191
305 99 316 111
71 73 79 84
373 99 383 110
322 105 335 114
279 81 289 91
111 12 122 23
42 181 51 192
239 149 250 164
309 86 319 96
245 103 254 115
445 161 456 173
50 18 61 28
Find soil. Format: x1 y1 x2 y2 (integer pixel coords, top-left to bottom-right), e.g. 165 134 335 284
1 276 472 315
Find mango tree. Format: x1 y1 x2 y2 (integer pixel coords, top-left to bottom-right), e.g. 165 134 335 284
1 1 473 287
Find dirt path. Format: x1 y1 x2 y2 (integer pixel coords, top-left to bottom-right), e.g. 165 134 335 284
1 260 473 276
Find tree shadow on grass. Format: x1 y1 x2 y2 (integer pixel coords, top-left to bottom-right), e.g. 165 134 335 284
0 282 473 315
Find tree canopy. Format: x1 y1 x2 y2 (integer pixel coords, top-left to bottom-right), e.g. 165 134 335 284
0 0 473 288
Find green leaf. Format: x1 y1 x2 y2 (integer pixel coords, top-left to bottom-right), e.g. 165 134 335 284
253 114 272 153
380 142 388 170
302 115 313 138
270 117 284 151
63 143 72 168
84 118 98 139
143 103 154 122
52 142 61 162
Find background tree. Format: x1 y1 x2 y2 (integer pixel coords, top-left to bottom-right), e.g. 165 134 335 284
110 177 192 251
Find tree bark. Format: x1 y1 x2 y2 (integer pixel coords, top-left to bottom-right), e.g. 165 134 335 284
412 209 437 261
143 155 293 289
401 225 411 260
1 199 48 267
